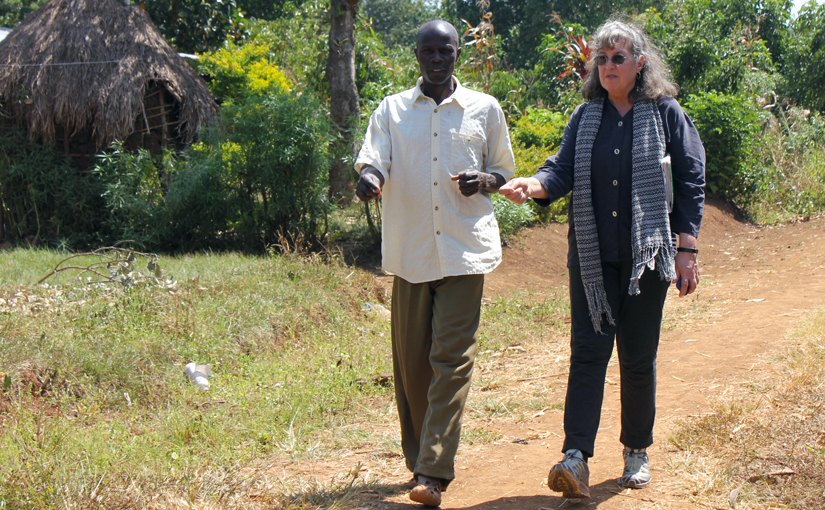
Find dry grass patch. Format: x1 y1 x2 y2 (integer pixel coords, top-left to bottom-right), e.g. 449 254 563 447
666 308 825 509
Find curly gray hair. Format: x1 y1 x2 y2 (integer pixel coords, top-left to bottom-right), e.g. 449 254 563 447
580 19 678 102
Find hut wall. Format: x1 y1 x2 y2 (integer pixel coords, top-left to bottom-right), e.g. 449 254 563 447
49 81 185 169
123 80 186 155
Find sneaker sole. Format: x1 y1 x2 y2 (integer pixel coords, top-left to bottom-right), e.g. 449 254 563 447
620 477 651 489
548 465 590 498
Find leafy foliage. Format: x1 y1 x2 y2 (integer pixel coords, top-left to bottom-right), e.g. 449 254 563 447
0 125 107 249
510 107 567 149
782 2 825 113
440 0 663 69
682 91 767 204
165 91 332 251
195 41 292 103
0 0 43 27
93 143 174 249
492 193 536 243
359 0 436 48
143 0 247 53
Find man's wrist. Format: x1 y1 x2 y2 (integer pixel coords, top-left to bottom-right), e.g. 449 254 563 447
481 173 505 192
360 166 385 186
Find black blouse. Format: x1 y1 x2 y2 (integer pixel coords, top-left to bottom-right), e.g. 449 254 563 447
533 96 706 267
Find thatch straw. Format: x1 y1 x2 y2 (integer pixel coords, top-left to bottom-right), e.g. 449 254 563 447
0 0 218 147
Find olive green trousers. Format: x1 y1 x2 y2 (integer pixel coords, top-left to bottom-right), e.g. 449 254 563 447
391 274 484 486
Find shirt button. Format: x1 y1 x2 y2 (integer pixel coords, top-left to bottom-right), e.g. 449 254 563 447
433 157 437 161
614 149 620 155
434 206 439 211
434 182 438 186
612 211 618 217
618 121 623 127
613 180 618 186
436 231 441 235
434 109 439 113
434 133 438 137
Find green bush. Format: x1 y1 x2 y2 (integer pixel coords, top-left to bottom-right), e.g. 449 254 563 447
164 90 332 251
510 107 568 149
510 115 570 225
0 126 108 249
492 193 536 243
682 91 767 205
196 41 292 104
1 89 331 253
93 143 175 250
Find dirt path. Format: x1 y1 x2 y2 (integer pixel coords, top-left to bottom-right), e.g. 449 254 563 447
275 201 825 509
422 203 825 509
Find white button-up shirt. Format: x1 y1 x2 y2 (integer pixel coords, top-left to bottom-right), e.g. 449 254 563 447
355 78 516 284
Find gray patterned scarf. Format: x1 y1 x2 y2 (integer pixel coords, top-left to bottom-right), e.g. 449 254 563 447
573 97 676 334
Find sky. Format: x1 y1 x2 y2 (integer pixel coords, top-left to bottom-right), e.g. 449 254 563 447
792 0 825 16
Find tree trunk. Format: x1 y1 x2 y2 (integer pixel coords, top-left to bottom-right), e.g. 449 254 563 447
327 0 360 202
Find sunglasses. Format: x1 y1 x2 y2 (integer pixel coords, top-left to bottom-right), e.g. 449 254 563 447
596 54 630 66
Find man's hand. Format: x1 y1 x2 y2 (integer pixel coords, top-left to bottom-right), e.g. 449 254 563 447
451 171 505 197
356 167 385 202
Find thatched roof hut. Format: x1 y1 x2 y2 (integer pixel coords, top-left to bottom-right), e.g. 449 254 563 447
0 0 218 165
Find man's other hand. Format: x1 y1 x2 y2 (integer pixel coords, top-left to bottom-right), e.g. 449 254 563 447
451 171 504 197
356 167 385 202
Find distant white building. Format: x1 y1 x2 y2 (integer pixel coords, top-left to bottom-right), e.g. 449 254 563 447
0 28 11 42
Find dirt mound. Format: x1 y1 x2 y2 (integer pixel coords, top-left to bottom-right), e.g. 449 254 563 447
485 197 747 298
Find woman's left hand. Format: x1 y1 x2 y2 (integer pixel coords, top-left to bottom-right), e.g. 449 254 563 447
674 234 699 297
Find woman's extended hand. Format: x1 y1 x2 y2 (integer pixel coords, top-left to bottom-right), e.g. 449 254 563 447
499 177 547 204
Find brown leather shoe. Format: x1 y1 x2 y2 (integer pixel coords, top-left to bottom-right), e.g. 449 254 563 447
409 475 442 506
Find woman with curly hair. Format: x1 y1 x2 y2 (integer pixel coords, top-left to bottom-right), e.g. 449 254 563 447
499 18 705 498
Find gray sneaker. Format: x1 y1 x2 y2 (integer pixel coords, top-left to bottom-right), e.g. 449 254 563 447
620 447 651 489
548 449 591 498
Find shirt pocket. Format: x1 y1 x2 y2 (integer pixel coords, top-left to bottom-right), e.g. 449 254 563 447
451 132 484 173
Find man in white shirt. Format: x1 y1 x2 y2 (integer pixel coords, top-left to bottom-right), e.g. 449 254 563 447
354 20 515 507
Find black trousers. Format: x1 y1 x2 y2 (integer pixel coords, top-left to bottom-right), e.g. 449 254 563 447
562 260 671 458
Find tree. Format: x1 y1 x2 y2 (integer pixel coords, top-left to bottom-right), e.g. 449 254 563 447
143 0 247 53
440 0 663 69
327 0 360 200
783 1 825 112
359 0 435 48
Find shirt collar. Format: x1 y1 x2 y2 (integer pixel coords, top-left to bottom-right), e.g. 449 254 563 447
412 76 469 108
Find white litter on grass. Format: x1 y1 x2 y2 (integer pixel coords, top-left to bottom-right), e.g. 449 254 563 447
363 302 391 321
185 363 211 390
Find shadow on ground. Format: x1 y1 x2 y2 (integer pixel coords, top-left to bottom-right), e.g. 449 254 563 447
319 478 627 509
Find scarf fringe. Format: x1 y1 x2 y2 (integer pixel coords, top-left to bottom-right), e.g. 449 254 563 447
584 281 615 335
629 244 677 295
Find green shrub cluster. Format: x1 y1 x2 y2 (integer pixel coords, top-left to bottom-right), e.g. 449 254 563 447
681 91 767 204
1 90 331 252
0 127 109 249
195 41 292 103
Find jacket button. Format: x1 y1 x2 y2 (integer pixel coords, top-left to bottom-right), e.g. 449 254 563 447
612 211 618 217
614 149 620 155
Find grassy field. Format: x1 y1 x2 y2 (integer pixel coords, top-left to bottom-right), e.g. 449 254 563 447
0 248 399 508
0 248 568 509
